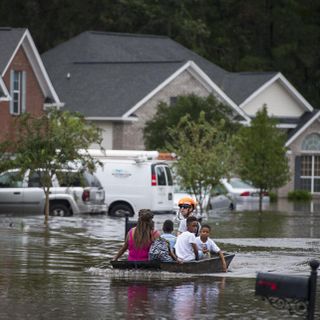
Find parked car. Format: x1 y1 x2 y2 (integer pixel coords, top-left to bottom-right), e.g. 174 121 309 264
173 184 234 214
0 169 107 216
210 183 236 211
220 177 270 203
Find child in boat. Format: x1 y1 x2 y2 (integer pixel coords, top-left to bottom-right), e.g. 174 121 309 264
174 216 199 262
160 219 176 250
112 209 160 261
195 224 227 272
149 219 180 263
177 197 201 236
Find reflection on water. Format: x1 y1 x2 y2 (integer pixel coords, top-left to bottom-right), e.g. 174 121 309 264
109 278 225 320
0 199 319 319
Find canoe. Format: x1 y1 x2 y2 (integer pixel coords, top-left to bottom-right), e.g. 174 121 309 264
111 253 235 274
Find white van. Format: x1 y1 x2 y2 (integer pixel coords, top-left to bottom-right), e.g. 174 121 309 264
93 150 174 217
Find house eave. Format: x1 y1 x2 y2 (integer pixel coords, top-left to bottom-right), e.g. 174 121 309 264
85 116 138 122
285 110 320 147
277 123 297 129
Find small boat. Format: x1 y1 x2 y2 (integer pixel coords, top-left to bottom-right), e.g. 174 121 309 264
111 253 235 274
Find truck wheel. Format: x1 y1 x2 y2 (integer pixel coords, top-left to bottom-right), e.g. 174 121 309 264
50 203 72 217
109 204 134 217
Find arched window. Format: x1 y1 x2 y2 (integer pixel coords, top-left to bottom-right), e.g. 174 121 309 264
299 133 320 193
301 133 320 151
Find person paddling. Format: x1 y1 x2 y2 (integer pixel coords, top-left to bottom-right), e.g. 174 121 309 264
113 209 160 261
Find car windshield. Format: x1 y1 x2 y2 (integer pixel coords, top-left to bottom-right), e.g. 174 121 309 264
229 179 254 189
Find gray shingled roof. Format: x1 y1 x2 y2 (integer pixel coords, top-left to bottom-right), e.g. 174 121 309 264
287 110 319 141
0 27 26 74
42 31 276 117
221 71 278 105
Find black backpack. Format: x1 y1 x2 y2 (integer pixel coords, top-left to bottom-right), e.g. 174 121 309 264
149 238 174 262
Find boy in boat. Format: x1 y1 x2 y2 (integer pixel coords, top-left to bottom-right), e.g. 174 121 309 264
177 197 201 236
148 219 180 263
174 216 199 262
160 219 176 251
195 224 227 272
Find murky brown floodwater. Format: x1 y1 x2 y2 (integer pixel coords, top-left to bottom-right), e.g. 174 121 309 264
0 199 319 319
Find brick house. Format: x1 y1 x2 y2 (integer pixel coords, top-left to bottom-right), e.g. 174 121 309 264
0 27 62 142
42 31 320 196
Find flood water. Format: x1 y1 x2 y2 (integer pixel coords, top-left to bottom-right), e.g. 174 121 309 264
0 199 319 319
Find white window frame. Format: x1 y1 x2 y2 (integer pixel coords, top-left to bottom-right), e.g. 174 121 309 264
10 70 26 115
300 133 320 194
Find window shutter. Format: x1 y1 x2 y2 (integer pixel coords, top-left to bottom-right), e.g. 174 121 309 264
21 71 26 113
9 70 14 114
294 156 301 190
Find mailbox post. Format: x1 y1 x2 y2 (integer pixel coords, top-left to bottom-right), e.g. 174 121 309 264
308 260 319 320
255 259 319 319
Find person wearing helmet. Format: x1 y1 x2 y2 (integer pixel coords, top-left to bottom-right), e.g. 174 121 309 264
177 197 201 236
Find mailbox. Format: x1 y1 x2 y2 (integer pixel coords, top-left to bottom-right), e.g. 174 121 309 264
256 260 319 320
255 272 309 300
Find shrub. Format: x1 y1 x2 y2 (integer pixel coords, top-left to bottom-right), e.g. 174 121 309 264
268 191 278 202
287 190 312 201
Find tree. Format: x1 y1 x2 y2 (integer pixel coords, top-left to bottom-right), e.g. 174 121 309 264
235 105 290 212
144 94 239 150
1 109 103 224
168 111 234 214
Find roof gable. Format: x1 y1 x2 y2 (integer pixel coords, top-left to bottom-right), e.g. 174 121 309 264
239 73 313 114
0 76 10 101
221 71 278 105
123 61 249 121
0 27 25 74
0 27 61 105
286 110 320 147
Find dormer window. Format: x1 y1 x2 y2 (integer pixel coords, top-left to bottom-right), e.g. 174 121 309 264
10 70 26 115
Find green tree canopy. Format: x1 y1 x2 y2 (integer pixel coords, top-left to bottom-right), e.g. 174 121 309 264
168 111 234 213
0 109 103 224
235 105 290 211
144 94 239 151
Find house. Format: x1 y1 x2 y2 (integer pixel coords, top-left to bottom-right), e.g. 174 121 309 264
41 31 320 197
0 27 62 142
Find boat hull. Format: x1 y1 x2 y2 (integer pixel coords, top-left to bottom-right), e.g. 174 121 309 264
111 253 235 274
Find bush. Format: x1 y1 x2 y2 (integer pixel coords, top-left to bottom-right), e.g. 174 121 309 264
268 191 278 202
287 190 312 201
